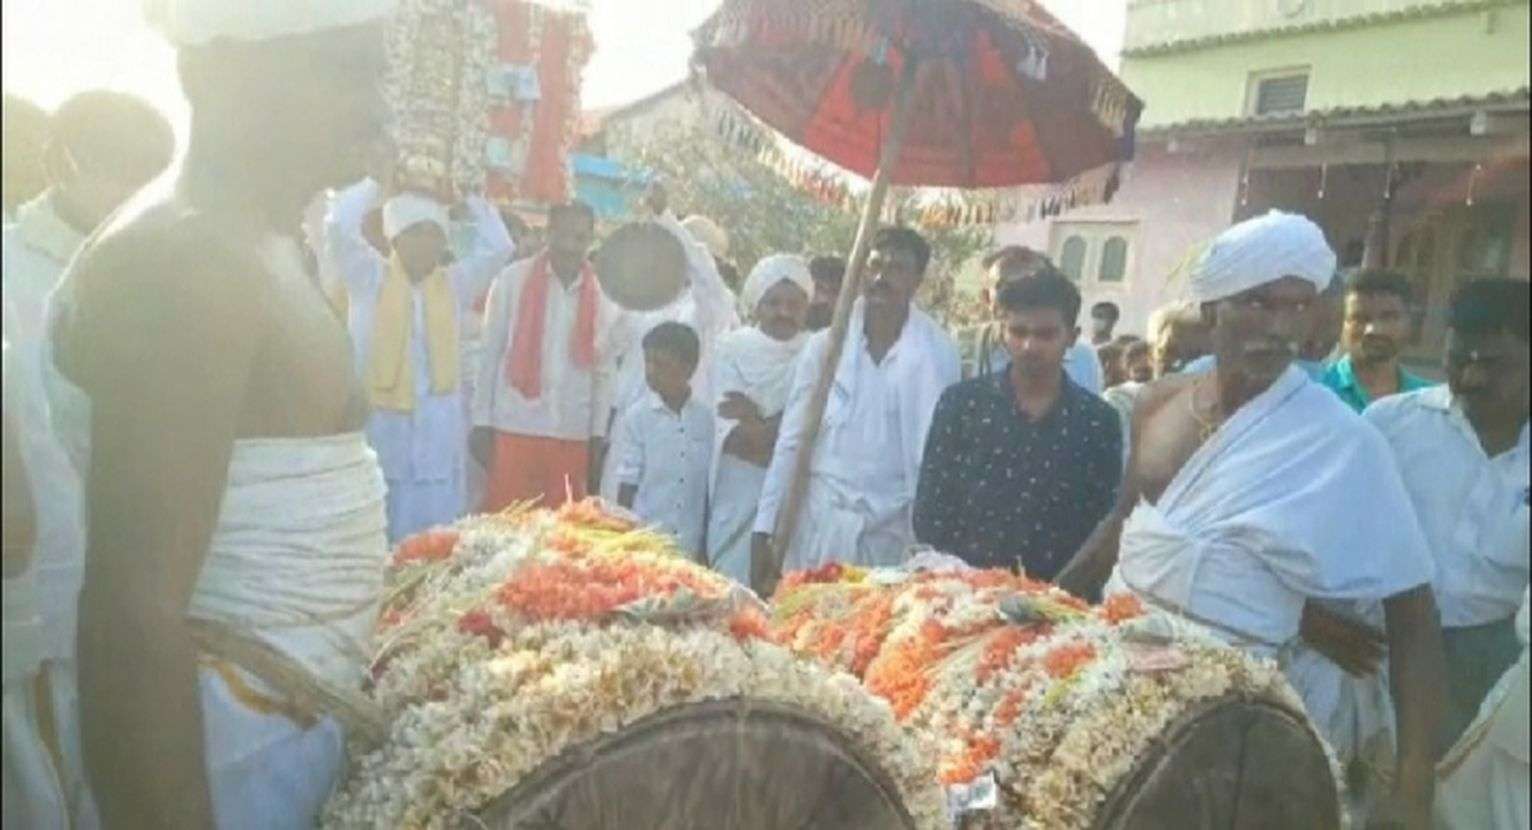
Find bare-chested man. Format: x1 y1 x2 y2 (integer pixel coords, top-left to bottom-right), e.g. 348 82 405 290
1057 211 1445 829
48 3 396 827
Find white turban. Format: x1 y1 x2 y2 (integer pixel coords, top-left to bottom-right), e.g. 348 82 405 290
382 192 449 240
681 215 729 261
741 254 813 316
145 0 396 47
1189 210 1336 304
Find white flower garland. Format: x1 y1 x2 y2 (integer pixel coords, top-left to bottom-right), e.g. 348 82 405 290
323 508 947 829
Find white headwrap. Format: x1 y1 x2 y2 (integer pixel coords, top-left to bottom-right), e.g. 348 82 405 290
741 254 813 317
381 192 449 240
145 0 396 46
681 215 730 261
1190 210 1336 303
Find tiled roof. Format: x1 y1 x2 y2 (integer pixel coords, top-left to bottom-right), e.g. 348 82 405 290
1140 87 1530 136
1123 0 1522 56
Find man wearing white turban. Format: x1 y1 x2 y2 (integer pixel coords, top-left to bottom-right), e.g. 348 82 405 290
704 254 813 583
325 179 512 543
46 2 397 826
1058 211 1446 829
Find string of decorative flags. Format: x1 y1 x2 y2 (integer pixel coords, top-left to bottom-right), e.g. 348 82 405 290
711 103 1123 229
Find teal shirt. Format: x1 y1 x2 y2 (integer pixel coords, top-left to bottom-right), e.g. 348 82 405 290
1320 354 1437 413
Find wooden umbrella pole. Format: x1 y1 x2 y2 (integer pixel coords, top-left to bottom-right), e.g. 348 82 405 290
767 56 920 587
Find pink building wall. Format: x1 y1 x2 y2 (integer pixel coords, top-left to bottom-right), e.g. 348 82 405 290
993 140 1245 337
995 142 1528 343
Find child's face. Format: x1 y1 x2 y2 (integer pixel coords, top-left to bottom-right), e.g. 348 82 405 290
644 349 693 402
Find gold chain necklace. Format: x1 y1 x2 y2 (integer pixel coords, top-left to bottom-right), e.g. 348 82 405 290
1187 378 1225 443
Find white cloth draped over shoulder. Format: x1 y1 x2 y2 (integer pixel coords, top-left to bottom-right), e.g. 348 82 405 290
1436 589 1530 829
706 319 810 583
755 300 960 570
191 432 389 830
1105 366 1435 758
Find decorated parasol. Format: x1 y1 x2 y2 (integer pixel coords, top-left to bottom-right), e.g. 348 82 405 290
691 0 1143 590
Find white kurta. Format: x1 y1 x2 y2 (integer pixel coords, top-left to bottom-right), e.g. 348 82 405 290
755 301 960 570
612 392 714 556
1436 589 1530 830
472 257 627 442
324 179 513 542
1104 366 1436 762
1 192 92 825
599 213 739 499
705 326 808 583
3 298 69 830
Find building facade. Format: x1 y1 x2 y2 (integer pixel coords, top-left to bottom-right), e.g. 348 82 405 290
997 0 1530 353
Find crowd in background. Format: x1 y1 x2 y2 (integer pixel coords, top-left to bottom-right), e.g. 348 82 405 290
2 81 1528 830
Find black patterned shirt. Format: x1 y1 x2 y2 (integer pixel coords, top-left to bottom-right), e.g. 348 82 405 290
913 366 1122 579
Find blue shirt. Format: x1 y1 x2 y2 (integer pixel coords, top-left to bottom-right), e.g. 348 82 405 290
1320 354 1436 413
913 367 1122 579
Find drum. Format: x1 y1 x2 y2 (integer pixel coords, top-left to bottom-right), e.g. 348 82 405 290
1092 696 1342 830
475 698 921 830
594 221 689 311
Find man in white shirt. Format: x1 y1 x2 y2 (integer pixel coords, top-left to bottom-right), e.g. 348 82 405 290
752 227 960 590
614 322 713 557
473 201 625 509
1 90 173 828
1365 278 1530 753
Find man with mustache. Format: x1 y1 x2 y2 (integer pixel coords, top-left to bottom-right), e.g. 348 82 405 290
1322 271 1436 413
753 228 960 593
1057 211 1445 829
1364 278 1529 754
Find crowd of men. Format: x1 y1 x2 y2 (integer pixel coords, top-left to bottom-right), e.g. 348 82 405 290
1 4 1527 830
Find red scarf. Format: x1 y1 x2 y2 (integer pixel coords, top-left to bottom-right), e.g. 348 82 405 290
505 253 598 399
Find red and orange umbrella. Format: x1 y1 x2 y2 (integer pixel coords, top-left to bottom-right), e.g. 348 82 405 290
694 0 1140 189
692 0 1142 590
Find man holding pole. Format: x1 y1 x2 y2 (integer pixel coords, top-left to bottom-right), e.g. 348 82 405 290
752 227 959 590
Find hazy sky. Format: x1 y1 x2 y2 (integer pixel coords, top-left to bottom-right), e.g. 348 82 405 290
2 0 1126 130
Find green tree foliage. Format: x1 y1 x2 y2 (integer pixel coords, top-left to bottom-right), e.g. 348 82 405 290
611 123 991 325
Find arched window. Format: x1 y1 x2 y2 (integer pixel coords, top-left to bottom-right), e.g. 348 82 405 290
1059 235 1087 281
1098 236 1129 283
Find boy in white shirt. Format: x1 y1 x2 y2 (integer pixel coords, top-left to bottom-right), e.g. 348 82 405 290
615 322 714 558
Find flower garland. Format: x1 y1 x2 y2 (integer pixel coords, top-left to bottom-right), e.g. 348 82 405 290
770 566 1344 829
324 501 946 829
386 0 495 202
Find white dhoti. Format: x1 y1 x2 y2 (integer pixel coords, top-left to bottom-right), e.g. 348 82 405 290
1436 592 1530 830
706 455 766 584
3 573 68 830
190 433 388 829
1106 367 1435 779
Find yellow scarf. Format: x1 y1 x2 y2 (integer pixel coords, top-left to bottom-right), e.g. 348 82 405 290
367 254 459 412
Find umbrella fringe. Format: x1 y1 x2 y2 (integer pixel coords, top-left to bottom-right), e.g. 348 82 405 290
710 91 1124 229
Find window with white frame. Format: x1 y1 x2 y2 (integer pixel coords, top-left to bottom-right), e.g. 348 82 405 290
1049 222 1138 288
